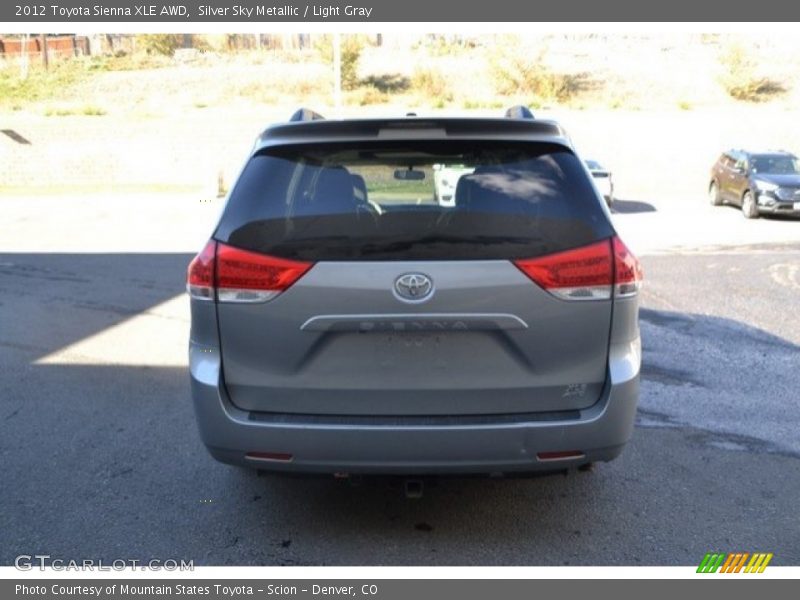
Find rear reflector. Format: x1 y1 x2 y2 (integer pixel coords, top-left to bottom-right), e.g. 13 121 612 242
537 450 586 461
245 452 294 462
186 241 313 303
513 236 642 301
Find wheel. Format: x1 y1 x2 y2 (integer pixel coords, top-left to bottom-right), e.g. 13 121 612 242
708 181 722 206
741 191 759 219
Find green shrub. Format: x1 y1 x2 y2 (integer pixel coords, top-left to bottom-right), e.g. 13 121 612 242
411 67 451 102
360 73 410 93
315 35 365 91
491 45 590 104
136 34 183 56
340 37 363 91
719 44 786 102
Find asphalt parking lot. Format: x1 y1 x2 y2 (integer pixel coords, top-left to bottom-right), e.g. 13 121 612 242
0 193 798 566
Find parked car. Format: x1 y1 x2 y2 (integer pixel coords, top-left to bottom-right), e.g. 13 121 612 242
585 159 614 207
187 106 642 479
709 149 800 218
432 164 474 206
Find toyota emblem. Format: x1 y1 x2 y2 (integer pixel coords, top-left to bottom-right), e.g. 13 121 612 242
393 273 434 303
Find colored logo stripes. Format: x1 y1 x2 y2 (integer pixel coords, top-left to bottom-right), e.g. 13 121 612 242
697 552 773 573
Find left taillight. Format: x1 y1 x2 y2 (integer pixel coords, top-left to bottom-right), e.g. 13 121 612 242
186 240 313 303
187 239 217 301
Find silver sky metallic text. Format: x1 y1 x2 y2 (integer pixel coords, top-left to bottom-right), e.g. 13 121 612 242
198 5 300 17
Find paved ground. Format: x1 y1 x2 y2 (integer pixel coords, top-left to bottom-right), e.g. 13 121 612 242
0 192 798 566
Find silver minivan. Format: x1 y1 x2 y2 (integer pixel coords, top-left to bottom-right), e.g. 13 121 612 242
188 107 642 476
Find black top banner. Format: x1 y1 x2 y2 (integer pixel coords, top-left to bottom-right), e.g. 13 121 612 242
4 0 800 22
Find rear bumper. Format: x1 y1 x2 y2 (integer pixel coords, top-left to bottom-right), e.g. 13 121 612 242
189 338 640 475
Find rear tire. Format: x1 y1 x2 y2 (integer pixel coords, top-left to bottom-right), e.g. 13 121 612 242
741 191 759 219
708 181 722 206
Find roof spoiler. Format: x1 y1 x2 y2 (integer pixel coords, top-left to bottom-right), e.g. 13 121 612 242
289 107 325 122
504 105 535 120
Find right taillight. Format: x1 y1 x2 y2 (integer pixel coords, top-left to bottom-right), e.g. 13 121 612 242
513 236 642 301
186 240 313 303
612 236 643 298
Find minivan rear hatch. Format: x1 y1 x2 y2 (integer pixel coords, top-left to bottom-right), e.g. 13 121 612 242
212 140 615 416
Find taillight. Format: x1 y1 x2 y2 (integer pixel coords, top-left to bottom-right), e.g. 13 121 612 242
612 236 643 298
513 236 642 301
186 241 313 303
216 243 312 303
514 239 613 300
187 239 216 300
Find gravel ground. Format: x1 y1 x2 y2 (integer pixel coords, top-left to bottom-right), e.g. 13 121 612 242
0 189 797 565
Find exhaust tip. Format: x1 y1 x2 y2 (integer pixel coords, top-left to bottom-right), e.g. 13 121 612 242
404 479 424 499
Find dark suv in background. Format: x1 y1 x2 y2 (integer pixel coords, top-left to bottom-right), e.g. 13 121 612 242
709 149 800 218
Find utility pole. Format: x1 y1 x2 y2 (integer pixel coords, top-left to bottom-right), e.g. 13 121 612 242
20 33 30 79
40 33 48 70
333 33 342 115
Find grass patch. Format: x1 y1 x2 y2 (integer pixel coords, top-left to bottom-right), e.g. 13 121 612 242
43 104 106 117
44 107 76 117
0 60 89 108
85 53 172 72
81 105 106 116
236 72 329 104
462 99 505 109
346 86 390 106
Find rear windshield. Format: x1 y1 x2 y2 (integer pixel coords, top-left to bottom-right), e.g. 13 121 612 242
215 141 613 261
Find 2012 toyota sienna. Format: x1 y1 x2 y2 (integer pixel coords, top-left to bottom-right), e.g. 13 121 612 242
187 106 642 476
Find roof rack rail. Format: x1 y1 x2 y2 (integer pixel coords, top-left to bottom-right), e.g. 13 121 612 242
504 105 535 120
289 108 325 122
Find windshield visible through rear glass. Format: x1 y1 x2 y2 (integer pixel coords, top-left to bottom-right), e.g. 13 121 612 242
215 141 612 261
751 155 800 175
